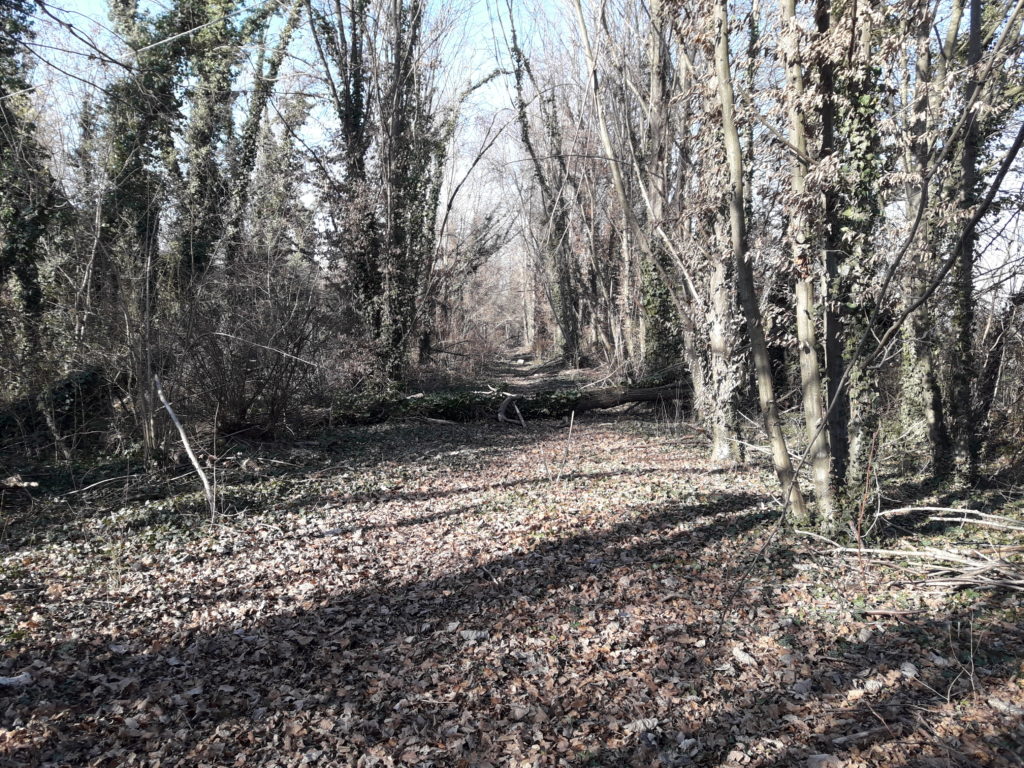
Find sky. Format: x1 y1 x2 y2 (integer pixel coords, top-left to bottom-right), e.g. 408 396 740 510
26 0 566 149
23 1 531 178
24 0 568 274
26 1 1022 295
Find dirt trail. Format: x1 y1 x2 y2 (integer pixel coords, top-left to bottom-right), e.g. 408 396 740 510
482 357 614 394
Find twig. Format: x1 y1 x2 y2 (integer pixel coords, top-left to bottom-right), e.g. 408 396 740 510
511 401 526 428
209 332 317 367
154 375 216 519
61 473 142 497
875 506 982 518
831 725 891 745
927 513 1024 531
861 609 926 616
794 529 844 548
555 411 575 482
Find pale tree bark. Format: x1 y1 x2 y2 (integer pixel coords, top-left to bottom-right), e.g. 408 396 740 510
574 0 739 459
781 0 834 523
714 0 809 522
707 251 742 464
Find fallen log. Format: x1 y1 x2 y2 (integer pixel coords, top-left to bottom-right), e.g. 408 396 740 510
498 385 688 421
334 383 689 425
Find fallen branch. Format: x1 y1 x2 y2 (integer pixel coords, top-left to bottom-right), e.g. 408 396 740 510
912 577 1024 592
875 506 983 518
876 507 1024 531
154 375 216 519
927 510 1024 531
795 531 1024 592
498 395 526 427
500 384 685 421
334 383 689 425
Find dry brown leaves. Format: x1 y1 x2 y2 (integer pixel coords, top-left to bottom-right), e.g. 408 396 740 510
1 417 1021 767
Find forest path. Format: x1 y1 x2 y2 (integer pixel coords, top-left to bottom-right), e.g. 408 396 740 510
1 416 1021 766
478 355 614 394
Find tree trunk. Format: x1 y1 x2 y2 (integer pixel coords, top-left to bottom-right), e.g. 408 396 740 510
782 0 835 524
900 5 952 473
816 0 850 491
714 0 809 523
708 254 742 464
949 0 982 483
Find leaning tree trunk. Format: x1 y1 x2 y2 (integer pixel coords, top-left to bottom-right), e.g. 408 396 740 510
714 0 809 523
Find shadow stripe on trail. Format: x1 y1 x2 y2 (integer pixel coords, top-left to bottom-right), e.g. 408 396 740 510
8 492 768 766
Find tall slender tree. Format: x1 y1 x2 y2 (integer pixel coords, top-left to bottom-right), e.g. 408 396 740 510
714 0 809 522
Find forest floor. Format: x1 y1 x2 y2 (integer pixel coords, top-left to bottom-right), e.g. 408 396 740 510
1 381 1023 766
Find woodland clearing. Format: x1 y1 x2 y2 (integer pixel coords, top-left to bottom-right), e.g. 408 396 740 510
4 0 1024 764
2 404 1023 767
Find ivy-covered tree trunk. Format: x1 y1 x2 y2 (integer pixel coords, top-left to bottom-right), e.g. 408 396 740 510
509 22 582 366
174 0 238 286
899 5 952 474
222 0 302 268
0 0 63 457
0 0 54 326
639 247 683 379
814 0 886 524
948 0 983 484
837 62 884 507
816 0 850 494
